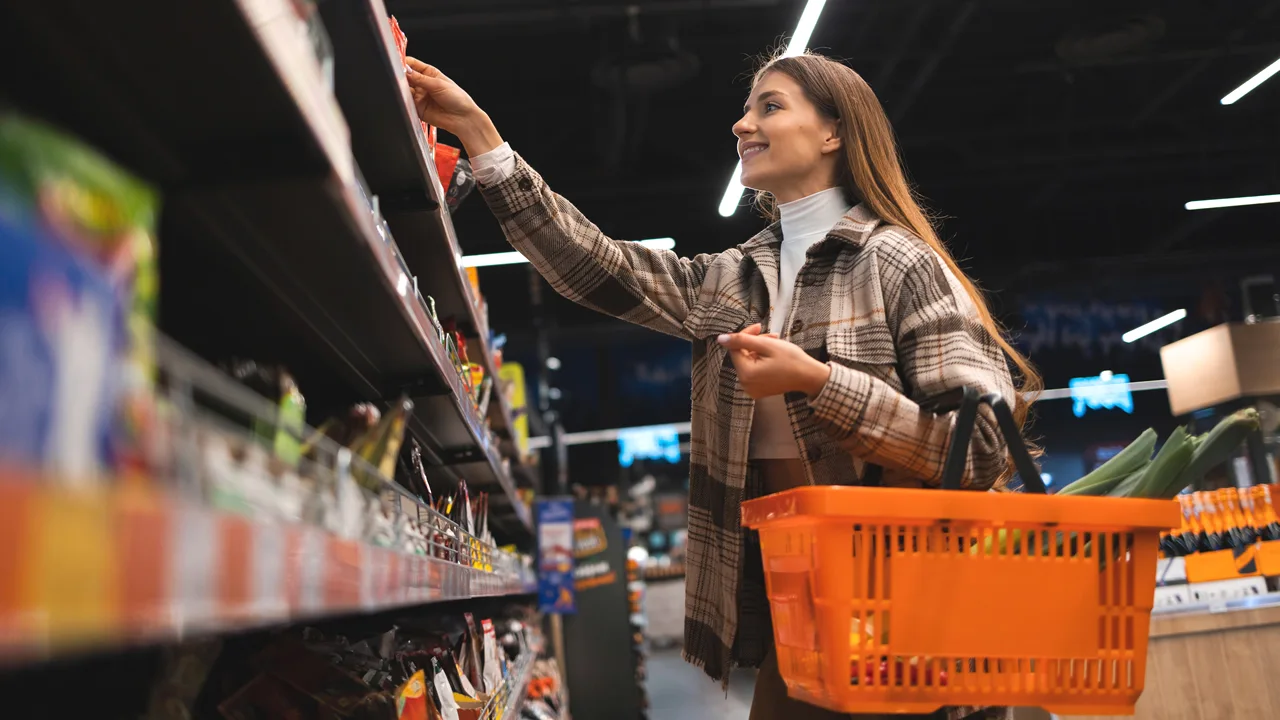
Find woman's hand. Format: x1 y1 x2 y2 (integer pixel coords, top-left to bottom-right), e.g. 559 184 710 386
718 324 832 398
404 57 503 156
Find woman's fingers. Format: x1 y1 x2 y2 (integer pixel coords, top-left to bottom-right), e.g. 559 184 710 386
405 56 442 77
717 332 772 355
405 68 446 92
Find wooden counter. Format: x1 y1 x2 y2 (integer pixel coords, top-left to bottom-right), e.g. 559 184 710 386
1069 604 1280 719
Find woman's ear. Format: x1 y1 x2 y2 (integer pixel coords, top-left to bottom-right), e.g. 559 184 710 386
821 118 843 155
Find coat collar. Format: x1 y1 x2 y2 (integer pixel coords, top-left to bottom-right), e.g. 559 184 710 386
737 203 882 323
739 202 881 261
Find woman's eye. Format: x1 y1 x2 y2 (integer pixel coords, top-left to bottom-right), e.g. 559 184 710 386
764 102 780 113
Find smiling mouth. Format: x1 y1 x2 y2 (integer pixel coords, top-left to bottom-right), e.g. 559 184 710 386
741 144 767 160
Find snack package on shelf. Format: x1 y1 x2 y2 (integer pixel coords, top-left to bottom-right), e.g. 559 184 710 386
222 358 307 465
521 658 564 720
187 613 541 720
0 113 159 482
434 144 476 213
387 15 437 165
397 670 430 720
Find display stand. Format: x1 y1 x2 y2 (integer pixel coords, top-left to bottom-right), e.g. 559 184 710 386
562 502 646 720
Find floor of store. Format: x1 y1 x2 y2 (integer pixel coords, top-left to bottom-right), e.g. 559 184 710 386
647 648 756 720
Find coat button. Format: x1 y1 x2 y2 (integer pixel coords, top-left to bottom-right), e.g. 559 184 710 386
517 177 534 191
791 319 805 335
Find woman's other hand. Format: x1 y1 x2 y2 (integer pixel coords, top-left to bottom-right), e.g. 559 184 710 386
405 57 503 156
718 324 832 398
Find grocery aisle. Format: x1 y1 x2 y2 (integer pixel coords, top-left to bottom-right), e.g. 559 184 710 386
646 648 755 720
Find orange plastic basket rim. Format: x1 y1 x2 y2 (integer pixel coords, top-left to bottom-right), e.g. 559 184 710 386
741 485 1179 531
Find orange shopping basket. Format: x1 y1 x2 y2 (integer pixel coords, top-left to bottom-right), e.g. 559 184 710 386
742 388 1179 716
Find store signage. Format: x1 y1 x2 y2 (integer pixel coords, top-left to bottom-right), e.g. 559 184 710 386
573 518 619 590
536 498 576 614
1068 372 1134 418
617 424 681 467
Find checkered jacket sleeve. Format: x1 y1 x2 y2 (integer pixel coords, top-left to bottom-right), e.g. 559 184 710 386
808 235 1018 489
478 153 714 339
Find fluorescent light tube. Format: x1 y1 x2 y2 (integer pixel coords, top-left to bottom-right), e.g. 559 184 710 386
718 0 828 217
1185 193 1280 210
718 161 745 218
461 238 676 268
1122 309 1187 343
1220 55 1280 105
782 0 828 57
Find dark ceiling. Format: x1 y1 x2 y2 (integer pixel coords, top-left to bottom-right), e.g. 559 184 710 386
386 0 1280 333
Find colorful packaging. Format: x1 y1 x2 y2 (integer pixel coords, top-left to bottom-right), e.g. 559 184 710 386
430 658 461 720
0 113 159 479
396 670 428 720
0 202 125 480
481 619 503 693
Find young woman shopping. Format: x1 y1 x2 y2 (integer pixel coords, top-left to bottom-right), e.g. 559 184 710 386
405 52 1038 720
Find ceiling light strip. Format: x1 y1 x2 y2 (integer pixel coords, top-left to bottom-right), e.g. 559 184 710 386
1220 55 1280 105
1184 194 1280 211
1121 309 1187 343
461 238 676 268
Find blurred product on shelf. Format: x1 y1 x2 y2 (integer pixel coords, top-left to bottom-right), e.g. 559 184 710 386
223 358 308 466
139 607 542 720
626 554 650 713
521 658 566 720
1164 484 1280 557
435 144 477 213
0 112 159 482
498 362 531 460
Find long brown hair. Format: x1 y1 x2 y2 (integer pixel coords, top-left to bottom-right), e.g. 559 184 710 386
754 53 1043 461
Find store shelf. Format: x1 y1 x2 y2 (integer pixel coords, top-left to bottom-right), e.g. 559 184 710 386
0 474 535 664
316 0 502 393
492 641 541 720
0 0 530 537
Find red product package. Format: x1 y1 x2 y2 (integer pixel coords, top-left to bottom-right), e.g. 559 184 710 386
435 144 461 192
421 121 437 159
389 15 436 159
388 16 408 64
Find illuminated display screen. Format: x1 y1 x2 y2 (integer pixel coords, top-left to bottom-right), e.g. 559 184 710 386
1068 372 1134 418
617 425 681 467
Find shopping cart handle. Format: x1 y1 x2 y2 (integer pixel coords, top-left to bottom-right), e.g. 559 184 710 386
924 387 1044 494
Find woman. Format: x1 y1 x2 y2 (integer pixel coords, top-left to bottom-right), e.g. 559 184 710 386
406 52 1038 720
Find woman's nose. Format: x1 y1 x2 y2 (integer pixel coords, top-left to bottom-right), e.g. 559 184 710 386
732 113 754 138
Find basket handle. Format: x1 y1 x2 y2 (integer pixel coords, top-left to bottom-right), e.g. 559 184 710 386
919 387 1045 494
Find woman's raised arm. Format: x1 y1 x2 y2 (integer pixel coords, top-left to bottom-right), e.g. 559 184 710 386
405 58 717 339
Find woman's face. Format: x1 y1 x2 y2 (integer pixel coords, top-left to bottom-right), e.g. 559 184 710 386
733 71 842 204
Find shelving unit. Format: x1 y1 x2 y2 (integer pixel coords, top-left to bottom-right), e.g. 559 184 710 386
0 0 551 712
0 472 534 663
315 0 522 446
0 0 532 536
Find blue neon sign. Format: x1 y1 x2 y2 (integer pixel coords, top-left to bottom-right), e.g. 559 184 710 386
617 425 681 467
1068 373 1134 418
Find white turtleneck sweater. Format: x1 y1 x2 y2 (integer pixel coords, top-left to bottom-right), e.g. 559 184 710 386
749 186 853 458
470 145 854 459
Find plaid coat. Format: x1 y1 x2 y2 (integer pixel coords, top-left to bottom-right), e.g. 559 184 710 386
480 155 1015 715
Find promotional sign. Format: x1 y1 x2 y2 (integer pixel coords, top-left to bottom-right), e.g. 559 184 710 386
573 517 619 591
536 498 576 614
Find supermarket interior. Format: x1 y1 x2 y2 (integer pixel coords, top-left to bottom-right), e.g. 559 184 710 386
1 0 1279 719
